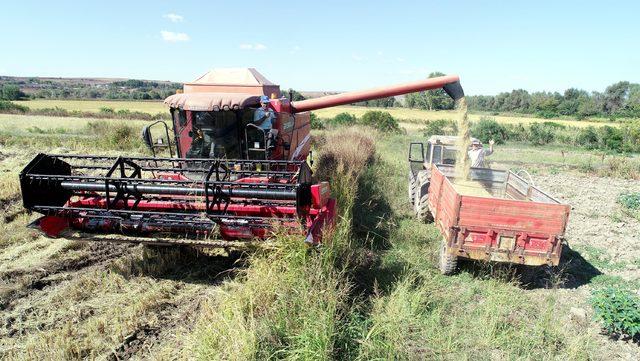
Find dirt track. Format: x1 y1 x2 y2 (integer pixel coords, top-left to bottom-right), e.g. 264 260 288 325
0 199 237 359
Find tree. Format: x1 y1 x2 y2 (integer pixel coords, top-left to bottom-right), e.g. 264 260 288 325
604 81 630 115
405 72 455 111
284 88 305 101
1 84 26 100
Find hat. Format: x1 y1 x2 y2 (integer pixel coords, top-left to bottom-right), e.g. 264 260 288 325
471 139 482 145
259 95 270 104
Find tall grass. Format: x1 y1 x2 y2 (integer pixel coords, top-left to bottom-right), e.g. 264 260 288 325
188 127 377 359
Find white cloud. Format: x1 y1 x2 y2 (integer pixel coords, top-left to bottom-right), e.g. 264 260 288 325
161 31 190 42
239 43 267 51
396 57 405 62
351 53 366 61
163 13 184 22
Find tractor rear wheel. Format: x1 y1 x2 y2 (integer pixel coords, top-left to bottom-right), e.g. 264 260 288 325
439 239 458 275
414 191 433 223
408 171 417 206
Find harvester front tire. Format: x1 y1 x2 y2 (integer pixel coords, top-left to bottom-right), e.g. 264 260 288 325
439 240 458 275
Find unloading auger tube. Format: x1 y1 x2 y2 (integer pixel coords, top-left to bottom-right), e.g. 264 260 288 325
290 74 464 112
19 154 336 247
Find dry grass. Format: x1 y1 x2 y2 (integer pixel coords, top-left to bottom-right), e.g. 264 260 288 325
314 126 376 181
181 126 378 359
14 99 166 114
312 105 619 128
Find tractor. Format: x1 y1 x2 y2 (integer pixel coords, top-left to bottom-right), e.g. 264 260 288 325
407 135 479 221
20 68 464 248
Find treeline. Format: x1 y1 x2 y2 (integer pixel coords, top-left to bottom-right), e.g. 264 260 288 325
422 117 640 154
0 77 182 101
466 82 640 119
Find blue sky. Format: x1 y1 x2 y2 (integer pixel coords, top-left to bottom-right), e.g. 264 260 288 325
1 1 638 95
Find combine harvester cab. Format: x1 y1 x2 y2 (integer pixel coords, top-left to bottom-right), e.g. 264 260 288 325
19 68 464 248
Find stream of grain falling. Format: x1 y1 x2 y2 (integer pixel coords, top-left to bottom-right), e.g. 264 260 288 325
454 97 471 180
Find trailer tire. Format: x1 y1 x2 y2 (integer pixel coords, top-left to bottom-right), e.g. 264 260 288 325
439 240 458 275
414 192 433 223
408 171 417 206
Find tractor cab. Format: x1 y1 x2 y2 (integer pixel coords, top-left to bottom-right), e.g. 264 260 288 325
408 135 480 175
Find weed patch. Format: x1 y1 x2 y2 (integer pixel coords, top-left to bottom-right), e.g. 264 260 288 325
591 287 640 339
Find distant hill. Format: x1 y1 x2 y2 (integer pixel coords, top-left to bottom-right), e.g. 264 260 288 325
0 76 182 100
0 75 400 105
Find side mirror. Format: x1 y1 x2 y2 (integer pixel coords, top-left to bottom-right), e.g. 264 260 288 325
141 125 153 149
409 142 424 162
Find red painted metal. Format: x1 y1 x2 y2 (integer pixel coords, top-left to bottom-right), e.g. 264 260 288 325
428 164 570 266
38 216 69 238
311 182 330 209
291 75 460 112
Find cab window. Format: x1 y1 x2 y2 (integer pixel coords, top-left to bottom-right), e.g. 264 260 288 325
185 111 242 159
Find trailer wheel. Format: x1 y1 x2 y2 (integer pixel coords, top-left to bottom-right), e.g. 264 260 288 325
408 171 417 206
439 240 458 275
414 192 433 223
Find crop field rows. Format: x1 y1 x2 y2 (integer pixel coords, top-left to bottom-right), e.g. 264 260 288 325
0 111 639 359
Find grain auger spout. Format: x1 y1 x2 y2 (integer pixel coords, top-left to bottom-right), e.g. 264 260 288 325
291 74 464 113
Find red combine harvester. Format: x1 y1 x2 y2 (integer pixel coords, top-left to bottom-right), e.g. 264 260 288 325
20 68 464 247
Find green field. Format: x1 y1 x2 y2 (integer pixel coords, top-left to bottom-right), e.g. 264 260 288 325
14 99 619 128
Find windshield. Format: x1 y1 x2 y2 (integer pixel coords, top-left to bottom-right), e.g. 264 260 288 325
431 145 457 165
442 146 457 164
185 110 243 159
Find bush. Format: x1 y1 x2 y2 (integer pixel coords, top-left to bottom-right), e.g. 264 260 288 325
535 110 558 119
591 287 640 339
576 126 599 149
314 127 376 181
471 117 507 144
505 123 528 141
0 84 26 100
86 120 138 150
529 122 555 145
617 192 640 210
422 119 457 137
328 112 357 127
597 126 624 152
309 112 324 129
360 111 400 133
0 100 29 113
621 121 640 152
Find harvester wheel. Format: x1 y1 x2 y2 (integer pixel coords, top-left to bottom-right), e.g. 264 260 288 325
439 239 458 275
414 192 433 223
408 171 417 206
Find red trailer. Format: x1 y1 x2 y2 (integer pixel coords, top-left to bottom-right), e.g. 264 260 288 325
427 164 570 274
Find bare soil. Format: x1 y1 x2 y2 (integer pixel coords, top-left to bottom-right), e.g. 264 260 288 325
530 171 640 359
